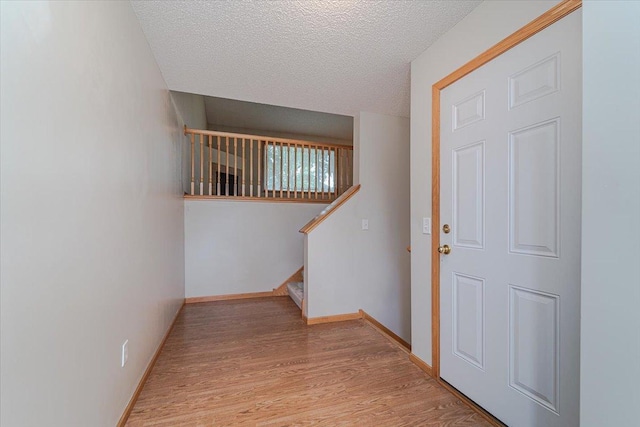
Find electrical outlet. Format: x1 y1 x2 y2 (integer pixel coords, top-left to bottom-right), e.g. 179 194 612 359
121 340 128 367
422 217 431 235
361 219 369 231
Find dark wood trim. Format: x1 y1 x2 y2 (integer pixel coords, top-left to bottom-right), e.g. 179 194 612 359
360 309 411 352
117 300 185 426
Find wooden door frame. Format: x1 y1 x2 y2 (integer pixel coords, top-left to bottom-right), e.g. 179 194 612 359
430 0 582 380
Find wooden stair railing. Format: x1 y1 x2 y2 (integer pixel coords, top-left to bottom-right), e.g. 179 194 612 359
299 184 361 234
273 266 304 296
184 127 353 202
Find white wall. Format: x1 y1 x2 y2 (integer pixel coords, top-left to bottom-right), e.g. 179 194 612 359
0 2 185 426
305 200 361 317
208 124 353 147
185 200 326 297
409 0 561 364
580 2 640 425
171 91 207 130
171 91 207 195
306 111 411 341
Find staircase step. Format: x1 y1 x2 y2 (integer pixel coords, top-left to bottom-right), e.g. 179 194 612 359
287 282 304 309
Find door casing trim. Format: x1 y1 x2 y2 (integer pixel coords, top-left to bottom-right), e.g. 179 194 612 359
430 0 582 382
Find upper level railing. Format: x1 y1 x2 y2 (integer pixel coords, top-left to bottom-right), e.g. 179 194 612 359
184 127 353 202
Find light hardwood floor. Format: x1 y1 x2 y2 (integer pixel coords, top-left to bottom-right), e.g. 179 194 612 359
125 297 491 426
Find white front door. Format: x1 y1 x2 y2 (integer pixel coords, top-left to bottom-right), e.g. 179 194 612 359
439 10 581 427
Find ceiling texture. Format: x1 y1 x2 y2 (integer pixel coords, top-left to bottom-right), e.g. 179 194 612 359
132 1 481 118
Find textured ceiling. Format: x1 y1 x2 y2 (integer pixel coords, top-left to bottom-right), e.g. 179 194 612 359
132 1 481 118
203 95 354 142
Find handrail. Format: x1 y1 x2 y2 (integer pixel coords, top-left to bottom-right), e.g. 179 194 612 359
183 126 354 201
184 127 353 151
299 184 361 234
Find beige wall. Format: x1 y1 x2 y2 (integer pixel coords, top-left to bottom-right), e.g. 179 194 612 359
0 2 185 425
185 200 326 297
409 0 561 365
580 1 640 425
306 111 411 341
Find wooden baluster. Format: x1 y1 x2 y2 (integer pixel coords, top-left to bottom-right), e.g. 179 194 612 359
242 138 246 197
324 147 331 199
309 145 313 200
321 147 326 200
337 148 342 198
278 141 282 199
226 137 230 196
199 134 204 195
208 135 213 195
345 149 349 190
319 146 322 198
348 149 352 187
190 133 195 195
300 145 304 199
294 144 298 199
332 148 340 199
285 143 290 199
337 148 341 198
346 149 350 190
265 141 269 198
329 147 332 198
232 137 237 196
272 141 276 198
307 145 311 199
292 145 296 198
302 144 305 199
327 147 331 198
342 148 346 195
250 139 254 197
290 143 295 199
337 148 341 196
277 142 284 198
216 136 220 195
343 148 347 190
257 140 262 197
319 147 323 199
314 147 318 199
308 145 313 200
335 147 339 196
336 148 339 198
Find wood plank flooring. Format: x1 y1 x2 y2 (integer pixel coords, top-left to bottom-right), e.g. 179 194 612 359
126 297 490 426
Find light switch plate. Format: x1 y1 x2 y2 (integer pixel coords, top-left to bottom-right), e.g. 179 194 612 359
361 219 369 231
121 340 128 367
422 217 431 235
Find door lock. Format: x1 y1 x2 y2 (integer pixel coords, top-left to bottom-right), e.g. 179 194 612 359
442 224 451 234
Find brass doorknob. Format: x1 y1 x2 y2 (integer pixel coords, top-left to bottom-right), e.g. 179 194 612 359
438 245 451 255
